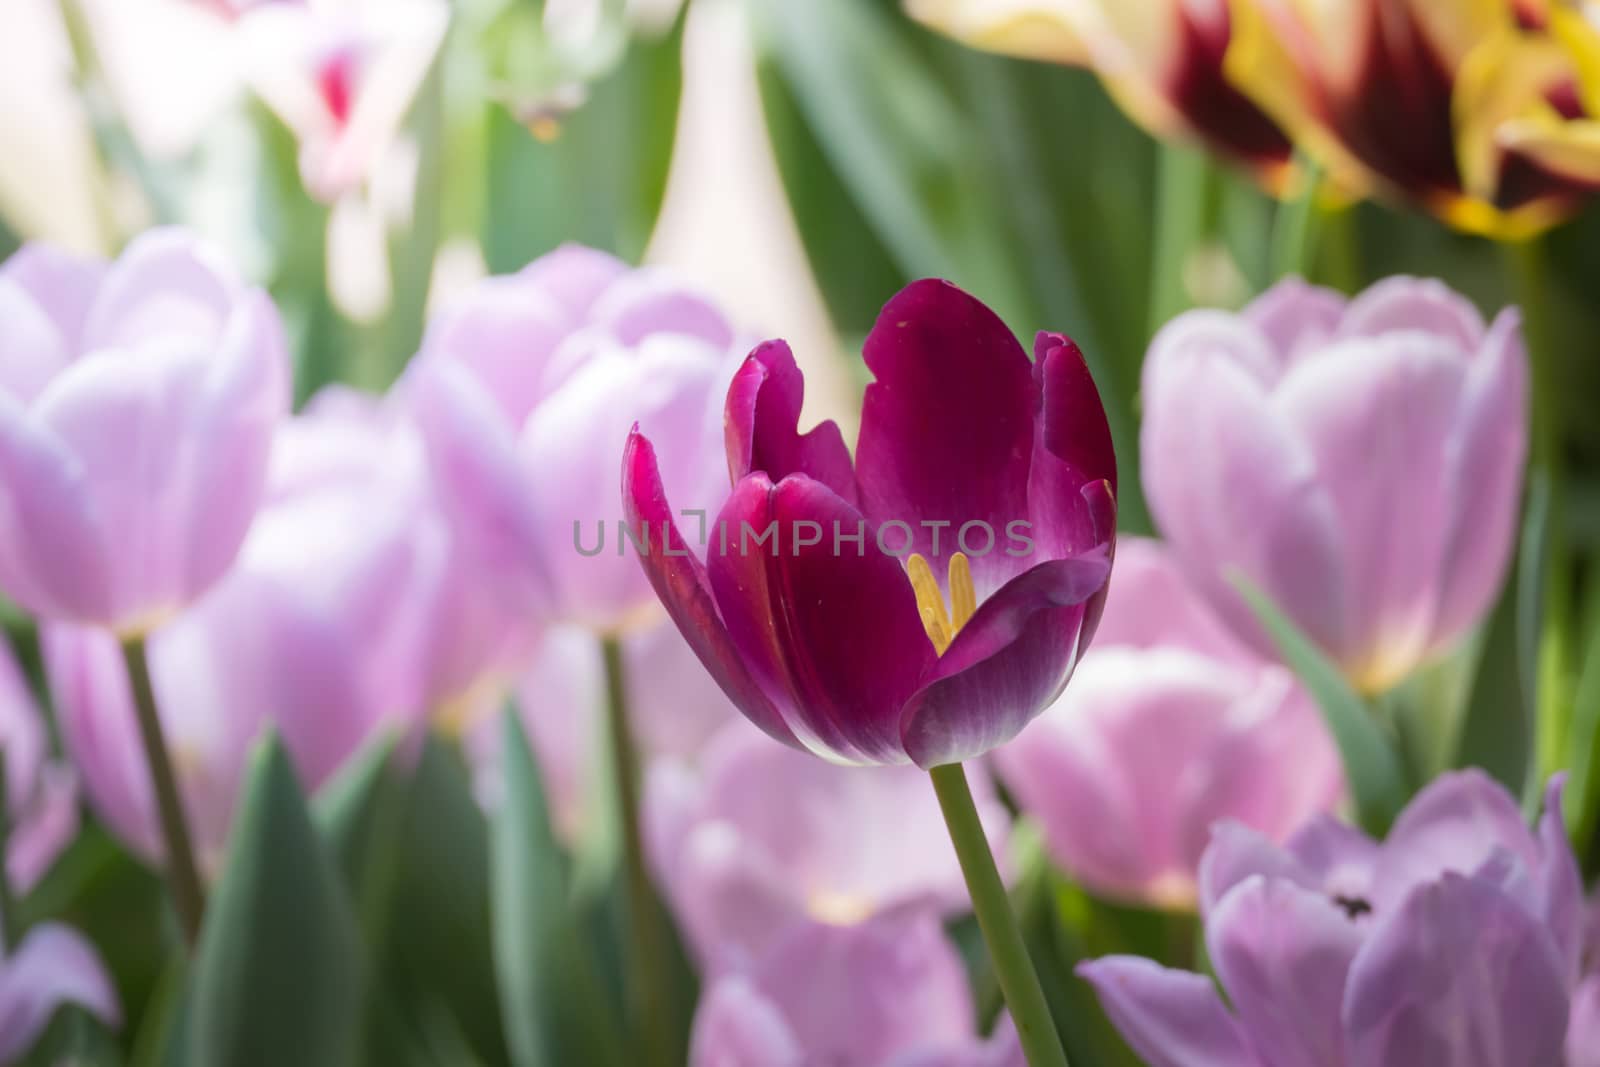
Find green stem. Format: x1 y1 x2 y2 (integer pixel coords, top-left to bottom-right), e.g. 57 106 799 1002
122 638 205 947
1504 239 1574 789
930 762 1068 1067
1147 144 1211 337
601 638 673 1067
1269 153 1323 280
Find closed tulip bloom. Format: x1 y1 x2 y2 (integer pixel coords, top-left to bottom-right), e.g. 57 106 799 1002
408 244 744 633
1081 771 1588 1067
1141 276 1527 694
690 912 1021 1067
646 722 1010 969
0 230 290 635
41 391 486 866
994 538 1341 909
908 0 1293 184
625 279 1116 768
1229 0 1600 235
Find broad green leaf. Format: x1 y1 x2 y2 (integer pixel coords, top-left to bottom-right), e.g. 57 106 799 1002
1563 597 1600 865
491 710 627 1067
1237 580 1409 834
127 954 188 1067
382 738 511 1066
188 736 362 1067
1452 563 1531 794
482 15 685 270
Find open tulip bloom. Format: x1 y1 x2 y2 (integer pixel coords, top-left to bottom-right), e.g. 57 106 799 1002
625 277 1117 1065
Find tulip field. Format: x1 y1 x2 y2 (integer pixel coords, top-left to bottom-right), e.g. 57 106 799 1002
3 1 1600 1065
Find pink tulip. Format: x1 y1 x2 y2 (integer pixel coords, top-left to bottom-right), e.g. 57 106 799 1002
646 721 1010 970
994 537 1342 909
1141 276 1527 693
43 387 520 866
0 636 78 892
0 923 120 1062
0 230 290 635
690 911 1021 1067
407 244 745 633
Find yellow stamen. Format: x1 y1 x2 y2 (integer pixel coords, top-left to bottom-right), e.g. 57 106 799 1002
908 551 978 655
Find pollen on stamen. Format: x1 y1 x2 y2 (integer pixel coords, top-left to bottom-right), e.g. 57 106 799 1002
908 551 977 655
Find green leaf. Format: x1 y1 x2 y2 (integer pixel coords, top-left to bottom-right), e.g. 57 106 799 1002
381 738 510 1066
1452 563 1532 794
188 735 362 1067
491 710 627 1067
1236 579 1409 834
1563 595 1600 866
482 15 685 270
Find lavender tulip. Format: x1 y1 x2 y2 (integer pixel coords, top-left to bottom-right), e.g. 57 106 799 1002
1141 276 1527 694
1081 771 1587 1066
995 537 1342 908
646 721 1010 970
0 230 290 635
625 279 1116 767
408 244 745 633
0 923 121 1062
43 388 518 867
0 636 77 892
1573 895 1600 1067
690 911 1021 1067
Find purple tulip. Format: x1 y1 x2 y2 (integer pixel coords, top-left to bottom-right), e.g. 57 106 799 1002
1080 771 1587 1066
994 538 1342 908
624 279 1117 767
0 923 121 1062
0 227 291 633
466 620 737 841
0 636 78 892
645 721 1010 970
42 388 516 866
0 230 290 635
1141 277 1527 693
689 911 1021 1067
1573 895 1600 1067
407 244 745 633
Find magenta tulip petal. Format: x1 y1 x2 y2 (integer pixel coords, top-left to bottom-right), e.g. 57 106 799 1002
1242 279 1345 364
856 279 1037 571
7 764 79 893
0 923 120 1062
1371 769 1539 913
1206 875 1363 1067
708 474 935 764
1031 332 1116 498
1342 873 1569 1067
1533 775 1586 982
725 340 856 503
1434 308 1528 640
622 431 798 749
1336 275 1487 351
1077 956 1255 1067
900 550 1110 768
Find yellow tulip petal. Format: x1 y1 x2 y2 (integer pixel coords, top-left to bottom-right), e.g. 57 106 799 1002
904 0 1090 64
1454 27 1571 201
